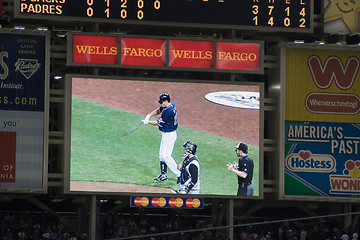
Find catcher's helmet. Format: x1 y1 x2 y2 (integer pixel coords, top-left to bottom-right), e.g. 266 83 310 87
235 142 248 154
158 93 171 103
183 141 197 155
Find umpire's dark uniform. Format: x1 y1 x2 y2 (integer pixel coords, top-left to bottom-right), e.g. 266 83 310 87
237 154 254 196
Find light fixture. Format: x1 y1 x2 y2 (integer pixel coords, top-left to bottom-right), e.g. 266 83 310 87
294 40 304 44
270 84 281 90
54 76 62 80
336 41 346 45
12 26 25 31
36 26 48 31
56 32 66 38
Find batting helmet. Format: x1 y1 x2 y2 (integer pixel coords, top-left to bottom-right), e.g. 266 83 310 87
158 93 171 103
235 142 248 154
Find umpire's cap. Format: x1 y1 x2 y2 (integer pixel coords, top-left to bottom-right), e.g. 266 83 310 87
158 93 171 103
235 142 248 154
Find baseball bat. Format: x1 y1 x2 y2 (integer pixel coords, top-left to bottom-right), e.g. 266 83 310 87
123 122 143 136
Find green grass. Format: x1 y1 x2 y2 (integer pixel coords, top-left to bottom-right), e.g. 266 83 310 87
71 96 259 196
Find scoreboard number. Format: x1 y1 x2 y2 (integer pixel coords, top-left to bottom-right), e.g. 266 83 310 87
16 0 313 32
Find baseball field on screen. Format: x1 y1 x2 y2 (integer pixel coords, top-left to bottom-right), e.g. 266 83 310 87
69 78 260 197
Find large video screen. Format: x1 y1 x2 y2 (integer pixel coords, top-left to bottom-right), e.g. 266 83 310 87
66 77 262 197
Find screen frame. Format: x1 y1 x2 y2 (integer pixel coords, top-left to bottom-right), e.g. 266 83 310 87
64 74 264 199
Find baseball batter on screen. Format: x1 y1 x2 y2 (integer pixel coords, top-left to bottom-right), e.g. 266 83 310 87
142 93 181 182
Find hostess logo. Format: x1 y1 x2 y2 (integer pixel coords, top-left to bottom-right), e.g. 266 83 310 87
286 150 336 172
14 58 41 79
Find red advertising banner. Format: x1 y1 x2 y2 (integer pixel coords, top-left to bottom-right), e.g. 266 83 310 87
121 37 166 67
169 40 213 69
73 35 118 64
69 33 264 73
216 42 260 71
0 132 16 183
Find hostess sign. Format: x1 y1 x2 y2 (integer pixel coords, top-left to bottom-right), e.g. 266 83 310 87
68 33 263 73
282 46 360 199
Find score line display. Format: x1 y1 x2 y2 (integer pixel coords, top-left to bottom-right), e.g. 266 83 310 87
15 0 313 32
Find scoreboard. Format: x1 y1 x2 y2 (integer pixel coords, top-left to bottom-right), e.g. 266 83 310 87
15 0 313 32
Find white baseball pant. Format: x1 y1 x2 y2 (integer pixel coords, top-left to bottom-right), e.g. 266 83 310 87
159 131 180 177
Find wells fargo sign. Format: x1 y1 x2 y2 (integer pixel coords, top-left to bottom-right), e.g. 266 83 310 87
72 35 118 65
169 40 213 69
216 42 260 71
69 33 264 73
121 37 165 67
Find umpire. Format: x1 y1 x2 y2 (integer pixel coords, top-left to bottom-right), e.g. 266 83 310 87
227 142 254 196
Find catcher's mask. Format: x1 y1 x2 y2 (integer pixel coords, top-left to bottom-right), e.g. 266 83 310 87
183 141 197 158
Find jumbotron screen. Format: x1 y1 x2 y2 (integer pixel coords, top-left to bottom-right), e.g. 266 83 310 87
66 77 262 198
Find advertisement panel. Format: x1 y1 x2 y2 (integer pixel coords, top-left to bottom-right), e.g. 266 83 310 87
285 121 360 197
121 37 165 67
216 42 260 71
168 40 213 69
282 46 360 199
0 132 16 182
0 31 48 191
65 76 263 199
72 35 118 65
67 33 264 74
285 48 359 123
323 0 360 34
130 196 203 209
